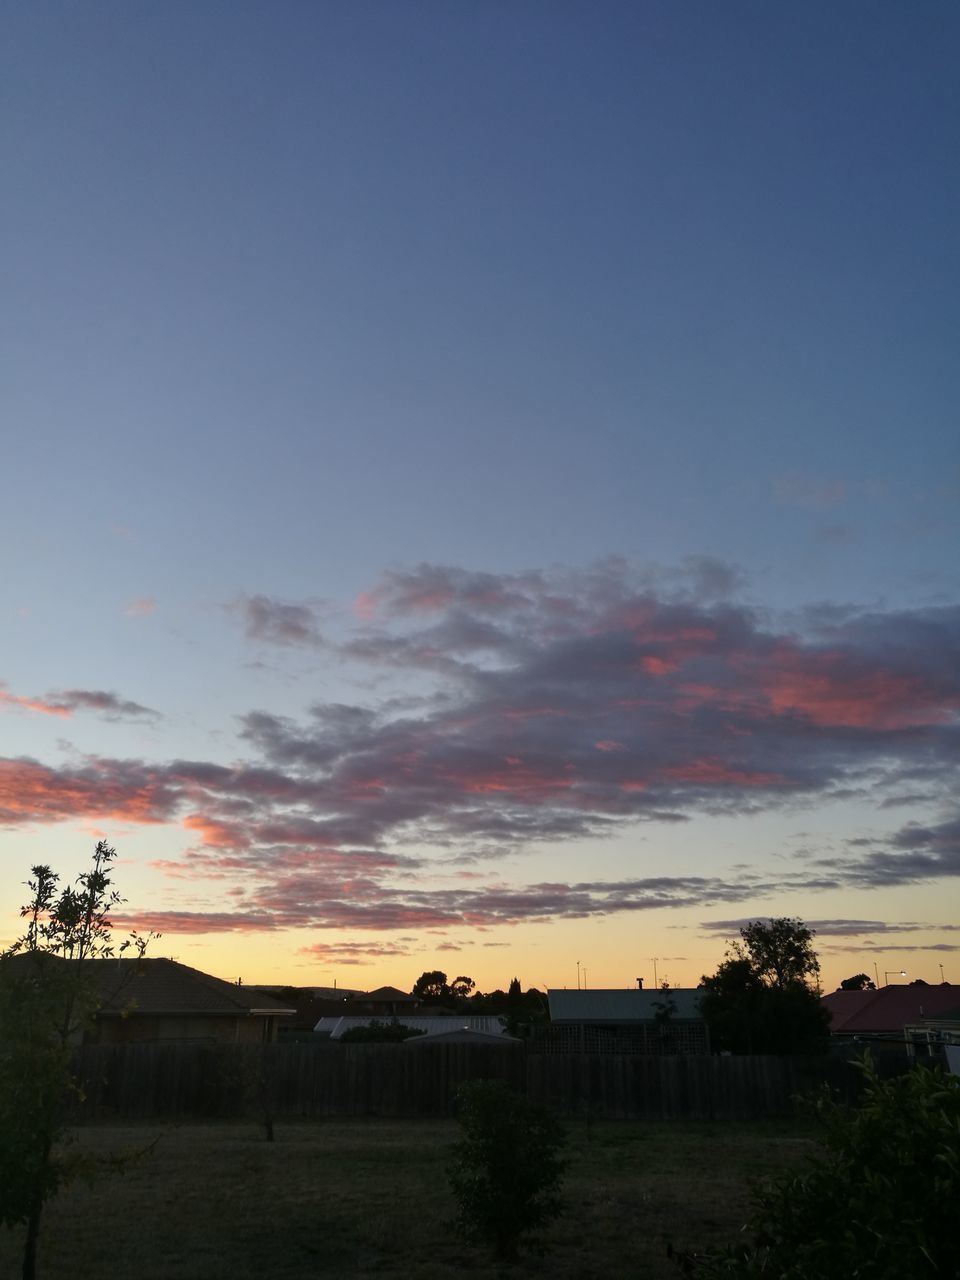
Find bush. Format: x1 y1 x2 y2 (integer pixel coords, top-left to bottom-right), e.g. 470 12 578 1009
672 1061 960 1278
448 1079 566 1260
338 1019 425 1043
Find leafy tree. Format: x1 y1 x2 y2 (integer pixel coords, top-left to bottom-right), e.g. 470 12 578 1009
448 1079 566 1260
671 1061 960 1277
737 917 821 989
0 842 150 1279
411 970 476 1005
411 970 450 1001
699 918 829 1055
839 972 876 991
339 1019 426 1043
449 975 476 1000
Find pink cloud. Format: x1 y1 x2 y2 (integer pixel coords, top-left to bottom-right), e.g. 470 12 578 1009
4 561 959 939
123 597 156 617
0 687 72 718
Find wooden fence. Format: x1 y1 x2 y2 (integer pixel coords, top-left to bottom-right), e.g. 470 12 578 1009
69 1042 870 1123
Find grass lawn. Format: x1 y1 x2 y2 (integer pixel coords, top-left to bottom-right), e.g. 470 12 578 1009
0 1117 815 1278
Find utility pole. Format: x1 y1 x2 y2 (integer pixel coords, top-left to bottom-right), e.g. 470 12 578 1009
652 957 659 988
576 960 581 991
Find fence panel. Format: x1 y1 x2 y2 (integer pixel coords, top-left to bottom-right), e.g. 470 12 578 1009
68 1042 870 1122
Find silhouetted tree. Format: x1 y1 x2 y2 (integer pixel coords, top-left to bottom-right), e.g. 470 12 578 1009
411 970 476 1004
411 970 450 1001
700 918 829 1055
0 842 152 1279
449 975 476 1000
839 973 875 990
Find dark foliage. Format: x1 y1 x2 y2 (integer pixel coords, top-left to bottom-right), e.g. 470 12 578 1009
671 1061 960 1278
339 1019 426 1043
411 970 475 1004
839 973 876 990
448 1079 566 1260
699 918 829 1055
0 843 152 1279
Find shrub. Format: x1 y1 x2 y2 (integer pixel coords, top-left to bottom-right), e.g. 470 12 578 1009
338 1019 426 1043
672 1060 960 1278
448 1079 566 1260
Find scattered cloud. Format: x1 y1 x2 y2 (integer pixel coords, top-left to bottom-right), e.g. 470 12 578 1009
773 473 847 509
123 597 156 617
815 523 855 544
51 690 160 721
3 561 959 936
297 939 413 965
0 684 159 722
233 594 325 648
700 918 960 938
0 686 71 718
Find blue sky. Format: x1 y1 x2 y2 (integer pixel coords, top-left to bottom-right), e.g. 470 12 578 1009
2 3 958 991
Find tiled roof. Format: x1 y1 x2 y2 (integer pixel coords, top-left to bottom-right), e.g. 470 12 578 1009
821 984 960 1034
90 959 295 1017
547 988 704 1022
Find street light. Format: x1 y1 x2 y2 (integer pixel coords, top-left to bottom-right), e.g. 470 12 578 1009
884 969 906 986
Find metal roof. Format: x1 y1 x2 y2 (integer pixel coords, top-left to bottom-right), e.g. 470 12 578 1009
314 1015 511 1039
547 988 703 1023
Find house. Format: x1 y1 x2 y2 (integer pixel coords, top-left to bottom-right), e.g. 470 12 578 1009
87 959 295 1043
360 986 421 1017
248 983 421 1040
821 983 960 1062
542 988 709 1054
2 953 294 1044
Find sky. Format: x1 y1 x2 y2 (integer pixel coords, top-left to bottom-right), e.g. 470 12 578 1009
2 1 958 995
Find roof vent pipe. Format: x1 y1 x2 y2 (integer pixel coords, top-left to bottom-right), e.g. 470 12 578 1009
637 977 643 989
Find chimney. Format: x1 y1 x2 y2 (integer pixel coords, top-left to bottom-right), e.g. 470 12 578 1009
636 977 643 989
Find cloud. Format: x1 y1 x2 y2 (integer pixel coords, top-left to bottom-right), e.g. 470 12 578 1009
0 757 178 825
700 918 960 938
4 561 959 936
123 597 156 617
233 595 325 648
297 940 413 965
815 523 855 545
0 686 72 718
0 684 159 721
52 690 160 721
772 473 847 509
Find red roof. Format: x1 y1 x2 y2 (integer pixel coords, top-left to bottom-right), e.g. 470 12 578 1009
822 984 960 1034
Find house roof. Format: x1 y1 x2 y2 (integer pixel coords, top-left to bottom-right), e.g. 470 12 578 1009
315 1015 512 1039
821 984 960 1034
405 1027 521 1046
547 988 703 1023
363 985 418 1003
89 959 295 1017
